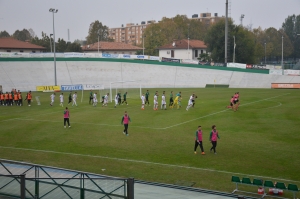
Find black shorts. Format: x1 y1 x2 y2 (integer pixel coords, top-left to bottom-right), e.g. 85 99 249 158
170 98 173 102
230 102 233 106
233 100 237 104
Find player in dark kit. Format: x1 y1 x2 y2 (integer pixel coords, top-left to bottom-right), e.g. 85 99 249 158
145 90 150 106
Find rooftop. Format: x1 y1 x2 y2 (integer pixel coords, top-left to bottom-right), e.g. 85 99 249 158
158 39 207 50
82 41 143 51
0 37 45 50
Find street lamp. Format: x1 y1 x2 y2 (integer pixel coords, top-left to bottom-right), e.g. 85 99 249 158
49 8 58 86
233 36 236 63
97 29 100 54
264 42 266 64
188 24 190 59
49 34 53 53
142 34 146 61
281 35 284 71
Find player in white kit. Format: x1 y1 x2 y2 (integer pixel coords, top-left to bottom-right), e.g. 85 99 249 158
93 92 98 107
153 93 158 110
102 93 109 107
72 92 77 107
141 93 145 110
186 94 194 111
161 93 166 110
50 93 55 106
114 94 119 108
59 93 64 107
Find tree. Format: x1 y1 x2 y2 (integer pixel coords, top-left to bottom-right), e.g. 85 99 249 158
66 42 82 52
13 29 31 41
0 31 10 38
282 14 300 60
28 28 36 38
86 20 113 44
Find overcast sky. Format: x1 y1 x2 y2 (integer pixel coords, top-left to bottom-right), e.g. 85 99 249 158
0 0 299 42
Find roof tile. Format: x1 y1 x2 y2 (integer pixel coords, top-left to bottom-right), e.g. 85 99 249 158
158 39 207 49
82 41 143 51
0 37 45 49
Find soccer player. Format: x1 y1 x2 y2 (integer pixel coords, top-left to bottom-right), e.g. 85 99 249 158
121 111 131 136
13 91 19 106
8 92 12 106
18 92 23 106
72 92 77 107
171 94 180 109
26 91 32 106
161 92 166 110
114 93 119 108
59 93 64 107
50 93 55 106
177 95 182 109
209 125 220 154
186 94 194 111
192 93 198 107
153 93 158 110
194 126 205 155
0 92 4 106
227 96 235 109
121 92 128 105
93 92 98 107
63 107 71 128
5 92 9 106
101 95 105 104
169 91 174 108
102 93 109 107
89 90 93 105
145 90 150 106
68 92 72 105
117 91 122 105
141 93 145 110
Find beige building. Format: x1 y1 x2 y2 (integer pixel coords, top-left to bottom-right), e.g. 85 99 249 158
108 20 155 45
108 13 224 45
189 13 225 26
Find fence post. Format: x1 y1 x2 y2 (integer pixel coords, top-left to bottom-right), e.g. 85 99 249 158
35 167 39 199
80 173 84 199
127 177 134 199
20 174 26 199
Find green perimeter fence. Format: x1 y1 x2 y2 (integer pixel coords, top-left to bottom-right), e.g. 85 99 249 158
0 159 134 199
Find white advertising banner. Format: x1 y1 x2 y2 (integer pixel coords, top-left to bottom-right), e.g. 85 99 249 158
149 56 160 61
269 69 283 75
227 63 246 69
130 55 148 59
284 70 300 76
181 59 198 65
83 84 104 90
64 52 86 57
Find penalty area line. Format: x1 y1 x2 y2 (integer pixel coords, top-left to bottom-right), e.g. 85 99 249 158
0 146 299 183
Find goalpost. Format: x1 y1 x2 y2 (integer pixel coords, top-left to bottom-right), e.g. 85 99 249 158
109 80 142 103
81 84 104 103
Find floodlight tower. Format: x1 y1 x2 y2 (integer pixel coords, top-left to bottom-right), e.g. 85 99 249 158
49 8 58 86
240 14 245 26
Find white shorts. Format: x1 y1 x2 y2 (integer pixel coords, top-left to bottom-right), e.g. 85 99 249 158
161 100 166 105
188 100 193 106
51 99 54 103
154 100 158 105
94 99 98 103
104 99 108 104
142 100 145 104
115 99 118 104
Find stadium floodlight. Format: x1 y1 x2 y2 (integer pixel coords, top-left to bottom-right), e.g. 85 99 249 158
49 8 58 86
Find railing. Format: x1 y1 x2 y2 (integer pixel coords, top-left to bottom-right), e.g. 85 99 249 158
0 159 134 199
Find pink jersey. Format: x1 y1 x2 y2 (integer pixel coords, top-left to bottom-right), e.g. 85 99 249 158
64 110 70 118
211 130 218 141
230 98 234 103
195 130 203 141
123 115 129 124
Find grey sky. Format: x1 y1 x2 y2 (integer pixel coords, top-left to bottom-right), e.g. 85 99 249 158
0 0 299 42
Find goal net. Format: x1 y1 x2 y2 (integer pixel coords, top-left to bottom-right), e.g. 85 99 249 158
109 81 141 103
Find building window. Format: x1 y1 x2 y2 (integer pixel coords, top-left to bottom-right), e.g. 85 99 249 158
20 50 24 52
195 50 198 57
201 50 203 54
171 50 174 58
7 50 11 52
32 51 35 53
129 52 132 54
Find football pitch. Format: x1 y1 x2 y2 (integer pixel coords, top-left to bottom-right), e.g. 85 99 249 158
0 88 299 195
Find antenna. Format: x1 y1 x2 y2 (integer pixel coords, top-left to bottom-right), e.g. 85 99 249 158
240 14 245 26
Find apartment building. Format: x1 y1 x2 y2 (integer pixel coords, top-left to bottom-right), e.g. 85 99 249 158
108 20 155 45
108 13 224 45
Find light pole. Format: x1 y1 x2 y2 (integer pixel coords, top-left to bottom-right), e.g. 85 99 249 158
49 34 53 53
97 29 100 54
281 35 284 71
233 36 236 63
264 42 266 64
142 35 146 61
49 8 58 86
188 24 190 59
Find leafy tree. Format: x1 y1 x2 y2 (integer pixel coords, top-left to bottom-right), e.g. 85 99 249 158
13 29 31 41
86 20 113 44
66 42 82 52
282 14 300 60
0 31 10 38
28 28 36 38
31 32 51 51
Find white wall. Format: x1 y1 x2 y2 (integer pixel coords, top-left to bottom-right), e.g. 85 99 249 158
159 49 206 60
0 61 300 91
0 49 44 53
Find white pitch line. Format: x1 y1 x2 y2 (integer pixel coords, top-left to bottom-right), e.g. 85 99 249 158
161 93 290 129
0 146 298 183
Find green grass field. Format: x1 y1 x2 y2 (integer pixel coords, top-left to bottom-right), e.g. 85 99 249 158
0 88 299 197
